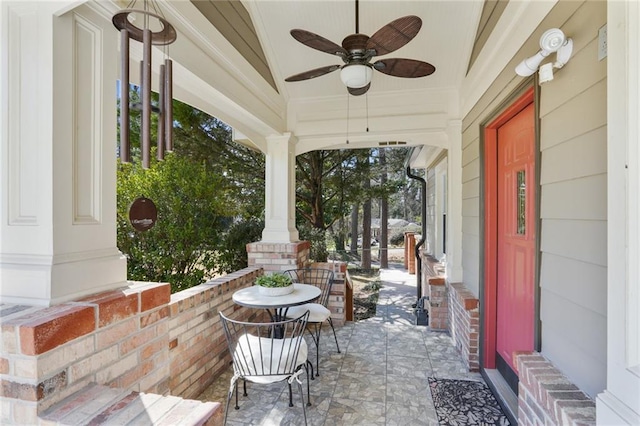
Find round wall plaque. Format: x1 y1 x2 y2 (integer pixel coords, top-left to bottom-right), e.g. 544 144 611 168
129 197 157 232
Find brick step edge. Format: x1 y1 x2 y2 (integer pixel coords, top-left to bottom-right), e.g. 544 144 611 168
40 383 222 426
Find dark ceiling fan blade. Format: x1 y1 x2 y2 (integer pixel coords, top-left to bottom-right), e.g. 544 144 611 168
373 58 435 78
290 29 348 57
348 83 371 96
366 16 422 56
285 65 341 82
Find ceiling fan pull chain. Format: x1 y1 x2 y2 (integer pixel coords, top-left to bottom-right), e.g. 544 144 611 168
366 93 369 132
346 93 350 144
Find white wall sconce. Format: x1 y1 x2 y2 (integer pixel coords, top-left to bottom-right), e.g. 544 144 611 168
515 28 573 83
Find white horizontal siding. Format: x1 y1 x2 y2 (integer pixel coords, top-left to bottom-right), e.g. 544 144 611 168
462 198 479 217
540 79 606 151
541 219 607 267
541 174 607 220
540 252 607 316
462 178 480 200
462 156 480 183
540 126 607 185
535 0 607 397
541 325 606 399
462 140 479 167
462 216 480 237
541 287 607 398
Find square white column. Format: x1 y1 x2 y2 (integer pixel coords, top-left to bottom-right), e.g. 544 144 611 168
261 132 299 243
446 120 463 283
0 3 126 305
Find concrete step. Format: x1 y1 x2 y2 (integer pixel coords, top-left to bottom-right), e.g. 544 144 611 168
40 383 221 425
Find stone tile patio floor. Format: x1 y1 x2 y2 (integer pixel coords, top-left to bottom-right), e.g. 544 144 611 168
197 265 484 425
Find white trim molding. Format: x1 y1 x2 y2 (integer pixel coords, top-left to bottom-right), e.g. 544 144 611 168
597 1 640 424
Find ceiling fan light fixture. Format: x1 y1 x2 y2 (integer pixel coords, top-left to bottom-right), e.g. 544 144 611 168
340 64 372 89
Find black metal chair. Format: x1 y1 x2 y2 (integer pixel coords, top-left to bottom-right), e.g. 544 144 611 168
283 268 340 376
219 311 311 425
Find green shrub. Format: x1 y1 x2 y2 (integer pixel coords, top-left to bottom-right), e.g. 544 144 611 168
217 218 264 274
117 153 234 292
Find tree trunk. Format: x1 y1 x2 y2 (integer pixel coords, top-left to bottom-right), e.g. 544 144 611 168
350 203 359 254
362 176 372 269
380 149 388 268
335 217 346 252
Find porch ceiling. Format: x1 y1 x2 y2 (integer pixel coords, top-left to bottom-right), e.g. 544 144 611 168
100 0 553 158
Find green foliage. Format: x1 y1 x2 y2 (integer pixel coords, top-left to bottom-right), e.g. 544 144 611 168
364 279 383 292
171 99 265 219
390 232 406 246
255 273 292 288
117 153 235 292
217 218 264 274
297 222 329 262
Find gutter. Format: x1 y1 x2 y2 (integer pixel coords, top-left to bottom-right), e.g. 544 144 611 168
404 148 427 304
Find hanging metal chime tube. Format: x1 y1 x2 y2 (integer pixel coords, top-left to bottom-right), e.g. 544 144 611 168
157 63 165 160
120 29 130 162
164 58 173 152
141 28 152 169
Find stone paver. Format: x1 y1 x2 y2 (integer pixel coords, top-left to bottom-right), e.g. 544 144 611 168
198 264 483 425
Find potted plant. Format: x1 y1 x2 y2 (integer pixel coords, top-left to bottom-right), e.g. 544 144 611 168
255 273 294 296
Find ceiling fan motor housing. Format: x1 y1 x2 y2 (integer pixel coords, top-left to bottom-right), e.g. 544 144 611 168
342 34 369 53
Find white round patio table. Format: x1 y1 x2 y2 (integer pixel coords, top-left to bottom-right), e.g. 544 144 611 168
232 283 321 321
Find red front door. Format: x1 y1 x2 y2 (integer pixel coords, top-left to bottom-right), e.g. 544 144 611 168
495 102 536 373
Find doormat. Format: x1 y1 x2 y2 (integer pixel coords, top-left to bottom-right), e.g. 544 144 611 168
428 378 511 425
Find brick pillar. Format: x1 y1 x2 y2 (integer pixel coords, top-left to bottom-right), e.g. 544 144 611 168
405 233 416 274
428 277 448 330
246 241 311 273
311 262 348 326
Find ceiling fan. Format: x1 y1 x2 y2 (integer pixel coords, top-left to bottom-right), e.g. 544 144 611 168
284 0 436 96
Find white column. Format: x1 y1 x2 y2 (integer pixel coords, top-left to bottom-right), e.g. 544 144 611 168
0 3 126 306
445 120 463 283
597 1 640 424
261 132 299 243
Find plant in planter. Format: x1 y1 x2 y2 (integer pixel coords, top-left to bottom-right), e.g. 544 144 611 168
255 273 294 296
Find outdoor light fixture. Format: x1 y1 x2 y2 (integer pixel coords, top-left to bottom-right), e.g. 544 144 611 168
515 28 573 82
340 64 373 88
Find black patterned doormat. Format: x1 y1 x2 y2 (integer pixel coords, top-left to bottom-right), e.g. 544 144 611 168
428 378 511 425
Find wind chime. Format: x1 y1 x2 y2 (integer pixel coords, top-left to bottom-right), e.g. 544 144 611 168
113 0 177 169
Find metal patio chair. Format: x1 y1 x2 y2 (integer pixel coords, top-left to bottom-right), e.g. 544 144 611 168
219 311 311 425
283 268 340 376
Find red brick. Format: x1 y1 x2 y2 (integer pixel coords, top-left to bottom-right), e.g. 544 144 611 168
79 290 138 328
0 379 38 401
141 284 171 312
0 357 8 374
429 277 446 285
37 370 67 400
120 325 156 355
116 358 155 389
463 298 478 310
19 306 95 355
141 338 166 360
140 306 169 328
97 317 137 350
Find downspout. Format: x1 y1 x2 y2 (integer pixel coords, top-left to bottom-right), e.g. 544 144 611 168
405 165 426 303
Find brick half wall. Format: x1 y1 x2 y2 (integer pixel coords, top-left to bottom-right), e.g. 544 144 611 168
447 282 479 372
168 267 264 399
515 352 596 425
0 267 264 424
